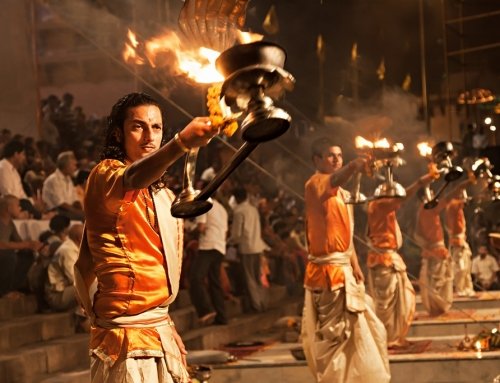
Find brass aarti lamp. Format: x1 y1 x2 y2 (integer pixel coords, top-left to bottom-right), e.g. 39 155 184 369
171 41 295 218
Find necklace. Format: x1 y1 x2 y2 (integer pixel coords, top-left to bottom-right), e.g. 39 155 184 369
142 188 158 232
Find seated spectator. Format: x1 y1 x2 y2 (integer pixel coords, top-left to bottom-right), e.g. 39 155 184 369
0 195 42 298
23 157 46 197
28 214 71 310
42 151 84 221
0 140 29 199
44 223 84 311
74 169 90 208
0 140 45 218
471 245 500 290
0 128 12 154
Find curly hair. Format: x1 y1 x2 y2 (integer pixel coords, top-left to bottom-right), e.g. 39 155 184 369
102 92 169 191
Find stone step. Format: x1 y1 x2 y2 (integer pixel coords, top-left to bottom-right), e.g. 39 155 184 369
389 335 500 383
209 335 500 383
183 297 302 351
0 334 89 383
416 291 500 312
0 295 38 321
0 312 76 352
409 308 500 338
171 295 244 335
171 284 287 335
36 368 89 383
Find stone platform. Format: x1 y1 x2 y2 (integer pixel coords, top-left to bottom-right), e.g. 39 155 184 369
208 292 500 383
1 289 498 382
416 291 500 311
210 335 500 383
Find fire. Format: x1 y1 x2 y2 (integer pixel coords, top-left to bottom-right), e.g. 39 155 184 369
123 28 224 84
123 30 144 65
355 136 397 150
394 142 404 151
355 136 374 149
178 48 224 83
417 142 433 158
373 138 390 148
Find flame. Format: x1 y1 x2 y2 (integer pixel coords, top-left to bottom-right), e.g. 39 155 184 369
236 30 264 44
123 29 224 84
123 30 144 65
355 136 373 149
417 142 432 157
178 47 224 83
127 29 139 48
373 138 390 148
394 142 404 151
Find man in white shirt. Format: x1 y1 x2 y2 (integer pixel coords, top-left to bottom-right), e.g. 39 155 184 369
42 151 84 221
0 140 29 199
471 245 500 290
189 193 229 325
0 140 46 218
45 223 84 311
230 187 269 312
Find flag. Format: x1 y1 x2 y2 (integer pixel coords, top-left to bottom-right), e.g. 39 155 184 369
316 34 325 62
376 58 385 81
402 73 411 91
351 42 358 62
263 5 279 35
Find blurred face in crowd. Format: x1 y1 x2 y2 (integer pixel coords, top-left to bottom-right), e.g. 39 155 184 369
478 246 488 258
123 105 163 162
62 155 78 176
11 150 26 170
314 145 343 174
7 197 22 219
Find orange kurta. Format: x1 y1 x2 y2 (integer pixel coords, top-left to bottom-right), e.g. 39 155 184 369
366 199 402 268
444 198 466 247
304 173 350 290
84 159 180 363
416 204 449 259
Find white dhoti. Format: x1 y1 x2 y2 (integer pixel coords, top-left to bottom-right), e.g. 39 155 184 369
450 243 474 296
419 256 453 316
89 307 190 383
367 251 415 346
301 254 390 383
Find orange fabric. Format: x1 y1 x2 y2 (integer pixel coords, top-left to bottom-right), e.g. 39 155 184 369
367 199 401 253
416 204 449 259
421 247 449 259
304 173 350 256
304 173 351 289
84 159 173 361
367 251 394 268
416 205 444 244
304 262 345 290
445 198 466 246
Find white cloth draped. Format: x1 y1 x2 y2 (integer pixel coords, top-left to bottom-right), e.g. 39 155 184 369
419 257 453 316
450 243 475 296
301 266 390 383
367 251 415 346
